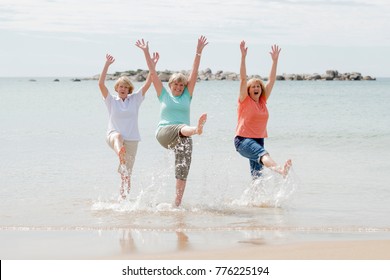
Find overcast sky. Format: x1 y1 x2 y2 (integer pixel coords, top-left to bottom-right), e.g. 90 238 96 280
1 0 390 77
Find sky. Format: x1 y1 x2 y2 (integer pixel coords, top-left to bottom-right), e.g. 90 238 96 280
1 0 390 77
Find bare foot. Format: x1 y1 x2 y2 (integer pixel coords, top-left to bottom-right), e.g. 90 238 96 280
119 146 126 165
195 113 207 135
270 159 292 178
282 159 292 178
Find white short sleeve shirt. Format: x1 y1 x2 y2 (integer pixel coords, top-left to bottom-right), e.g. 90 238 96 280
104 88 145 141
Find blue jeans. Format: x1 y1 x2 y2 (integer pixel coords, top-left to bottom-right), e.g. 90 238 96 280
234 136 268 178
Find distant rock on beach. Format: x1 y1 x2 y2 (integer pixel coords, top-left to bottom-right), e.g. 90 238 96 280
85 69 376 82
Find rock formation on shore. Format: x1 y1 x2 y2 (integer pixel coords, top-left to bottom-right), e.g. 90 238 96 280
87 69 376 82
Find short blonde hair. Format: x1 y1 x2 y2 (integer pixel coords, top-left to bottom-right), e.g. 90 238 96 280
114 76 134 94
247 78 266 96
168 73 188 87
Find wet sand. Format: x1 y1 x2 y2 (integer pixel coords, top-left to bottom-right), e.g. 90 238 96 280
133 239 390 260
1 229 390 260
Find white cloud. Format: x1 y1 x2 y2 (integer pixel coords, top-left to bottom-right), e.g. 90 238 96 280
1 0 388 46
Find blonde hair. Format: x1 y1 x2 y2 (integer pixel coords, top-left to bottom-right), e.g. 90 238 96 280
247 78 266 97
114 76 134 94
168 73 188 87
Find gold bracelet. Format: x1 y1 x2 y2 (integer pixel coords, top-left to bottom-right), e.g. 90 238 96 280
196 53 201 56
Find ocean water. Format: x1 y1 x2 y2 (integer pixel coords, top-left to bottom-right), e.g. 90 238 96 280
1 77 390 257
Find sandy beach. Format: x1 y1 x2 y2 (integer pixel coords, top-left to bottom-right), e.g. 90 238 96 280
139 239 390 260
1 228 389 260
4 237 389 280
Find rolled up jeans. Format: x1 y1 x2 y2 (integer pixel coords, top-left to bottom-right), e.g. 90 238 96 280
234 136 268 179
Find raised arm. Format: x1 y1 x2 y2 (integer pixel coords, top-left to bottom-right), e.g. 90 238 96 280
136 39 163 97
140 52 160 96
187 35 209 96
98 54 115 99
239 40 248 102
264 44 281 100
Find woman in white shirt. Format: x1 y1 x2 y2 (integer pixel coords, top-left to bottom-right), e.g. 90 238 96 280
98 53 159 199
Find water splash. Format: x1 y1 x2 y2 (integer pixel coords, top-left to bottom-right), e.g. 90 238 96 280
233 168 299 208
118 163 130 199
92 148 299 213
91 152 178 213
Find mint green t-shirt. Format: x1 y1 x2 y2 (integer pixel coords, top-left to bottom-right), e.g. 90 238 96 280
157 87 192 128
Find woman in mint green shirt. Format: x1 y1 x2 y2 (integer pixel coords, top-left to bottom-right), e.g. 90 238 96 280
136 36 208 207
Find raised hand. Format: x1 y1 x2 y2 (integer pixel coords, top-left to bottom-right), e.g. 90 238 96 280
269 45 281 62
196 35 209 55
151 52 159 66
135 39 149 53
99 54 115 98
136 39 163 96
240 40 248 57
105 54 115 65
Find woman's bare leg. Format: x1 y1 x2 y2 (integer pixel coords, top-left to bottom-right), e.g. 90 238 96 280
261 154 292 177
175 179 187 207
180 113 207 136
120 174 127 199
109 133 128 199
110 133 126 164
118 147 126 165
